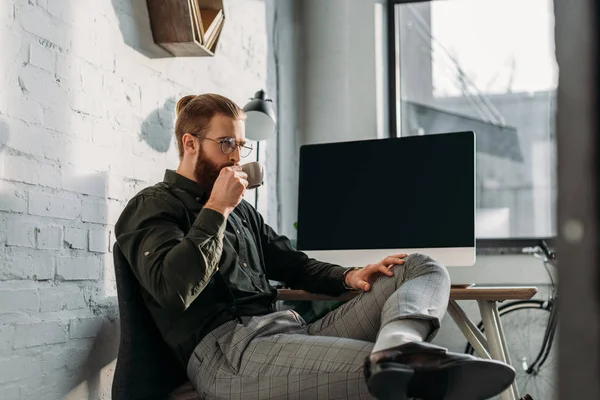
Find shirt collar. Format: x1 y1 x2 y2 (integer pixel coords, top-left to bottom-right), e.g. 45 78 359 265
163 169 208 201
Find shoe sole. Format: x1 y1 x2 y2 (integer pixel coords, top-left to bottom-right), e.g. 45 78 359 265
408 358 516 400
368 359 515 400
367 362 415 400
441 359 516 400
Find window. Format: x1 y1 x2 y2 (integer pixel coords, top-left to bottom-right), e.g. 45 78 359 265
391 0 558 239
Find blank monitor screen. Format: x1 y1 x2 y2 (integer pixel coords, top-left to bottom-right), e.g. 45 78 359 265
296 131 475 266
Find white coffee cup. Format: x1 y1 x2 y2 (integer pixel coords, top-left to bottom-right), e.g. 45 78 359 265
241 162 264 189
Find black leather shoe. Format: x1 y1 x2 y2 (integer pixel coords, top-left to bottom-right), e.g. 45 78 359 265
364 341 516 400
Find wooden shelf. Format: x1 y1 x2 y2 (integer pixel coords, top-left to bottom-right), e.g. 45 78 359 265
146 0 225 57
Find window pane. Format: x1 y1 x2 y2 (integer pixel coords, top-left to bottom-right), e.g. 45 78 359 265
396 0 557 239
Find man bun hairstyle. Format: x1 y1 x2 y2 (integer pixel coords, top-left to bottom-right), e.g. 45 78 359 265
174 93 246 158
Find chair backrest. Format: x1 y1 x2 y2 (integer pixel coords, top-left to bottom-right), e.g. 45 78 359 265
112 242 187 400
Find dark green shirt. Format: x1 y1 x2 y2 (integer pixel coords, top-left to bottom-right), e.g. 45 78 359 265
114 170 348 367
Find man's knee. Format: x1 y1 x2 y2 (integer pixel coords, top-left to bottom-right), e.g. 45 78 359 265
400 253 450 280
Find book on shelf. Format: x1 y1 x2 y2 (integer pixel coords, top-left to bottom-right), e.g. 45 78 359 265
187 1 224 48
146 0 225 56
204 12 224 51
200 8 224 47
188 0 203 44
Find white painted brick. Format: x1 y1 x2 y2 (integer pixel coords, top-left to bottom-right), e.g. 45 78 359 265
2 153 41 185
41 129 67 162
133 131 162 160
14 320 68 348
82 199 123 225
36 225 63 249
66 111 94 141
133 155 163 183
6 95 43 126
5 219 36 248
40 337 93 374
89 229 108 253
1 248 55 280
3 121 46 158
65 339 96 373
1 385 19 400
61 166 107 197
0 0 269 395
35 36 63 54
18 3 70 50
18 63 67 107
57 256 102 280
38 163 61 188
0 26 28 68
69 316 104 339
18 374 56 399
0 116 8 149
0 217 6 246
41 106 67 134
79 60 105 99
102 250 118 295
140 86 161 116
122 80 142 111
91 118 124 148
72 37 115 72
102 74 126 110
28 192 81 220
70 71 106 118
108 146 136 178
0 354 44 384
39 285 88 312
46 0 68 21
55 51 78 83
63 227 86 250
0 182 27 213
5 123 64 163
81 200 104 223
29 42 55 73
67 2 97 37
107 174 137 200
0 3 15 25
64 138 112 172
108 230 116 253
43 104 92 136
158 93 178 118
111 107 142 135
114 53 159 86
0 288 39 313
0 325 15 351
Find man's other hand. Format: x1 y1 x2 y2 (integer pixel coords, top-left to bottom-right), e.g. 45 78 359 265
345 254 408 292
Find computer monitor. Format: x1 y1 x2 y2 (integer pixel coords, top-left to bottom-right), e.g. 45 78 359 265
296 131 476 267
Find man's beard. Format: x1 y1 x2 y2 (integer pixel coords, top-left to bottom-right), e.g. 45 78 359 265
193 151 234 193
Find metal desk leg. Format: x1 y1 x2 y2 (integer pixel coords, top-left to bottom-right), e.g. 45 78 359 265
478 300 519 400
447 300 492 359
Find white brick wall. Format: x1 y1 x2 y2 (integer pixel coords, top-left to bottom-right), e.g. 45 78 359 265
0 0 273 398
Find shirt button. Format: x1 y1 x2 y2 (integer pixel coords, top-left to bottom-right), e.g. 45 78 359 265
236 230 240 234
144 251 150 256
243 263 247 267
195 197 200 201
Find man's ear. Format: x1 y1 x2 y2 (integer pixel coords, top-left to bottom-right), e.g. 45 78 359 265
182 133 197 153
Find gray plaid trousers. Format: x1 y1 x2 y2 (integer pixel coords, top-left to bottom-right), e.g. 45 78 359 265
187 253 451 400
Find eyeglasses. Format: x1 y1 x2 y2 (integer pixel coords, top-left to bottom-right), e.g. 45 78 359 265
193 135 253 158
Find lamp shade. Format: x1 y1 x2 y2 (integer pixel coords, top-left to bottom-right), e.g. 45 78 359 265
243 90 277 141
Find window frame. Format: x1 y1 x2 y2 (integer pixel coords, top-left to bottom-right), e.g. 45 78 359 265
386 0 558 251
